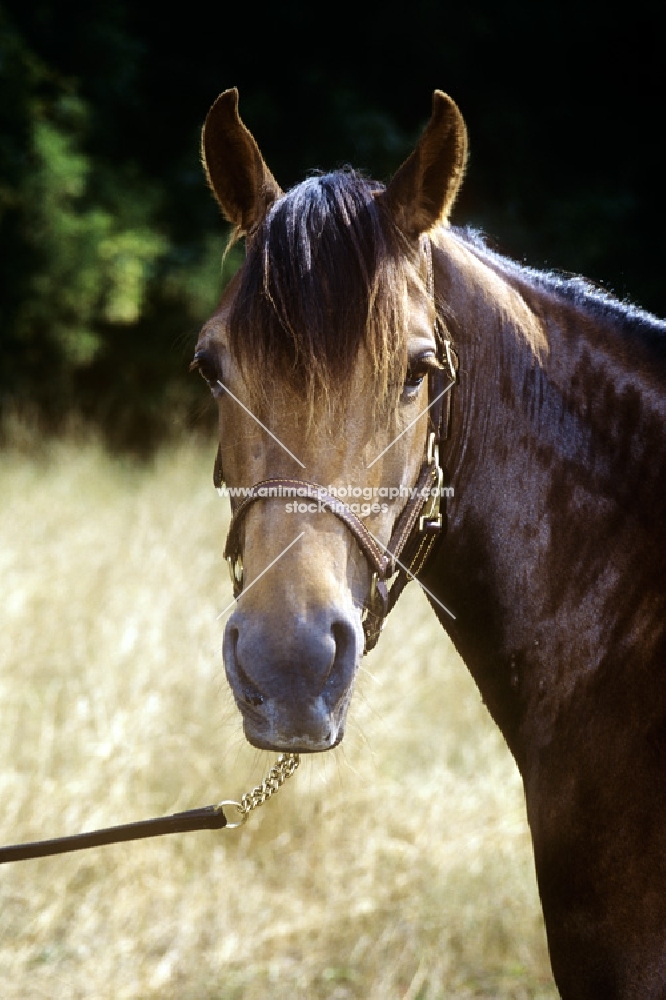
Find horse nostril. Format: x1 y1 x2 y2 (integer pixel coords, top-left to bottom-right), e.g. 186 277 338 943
227 624 265 708
321 616 361 697
235 657 265 708
331 619 355 665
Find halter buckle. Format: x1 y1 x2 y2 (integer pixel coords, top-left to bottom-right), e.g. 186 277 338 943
419 433 444 533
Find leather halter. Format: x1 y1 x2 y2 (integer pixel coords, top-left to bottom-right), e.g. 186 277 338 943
215 243 457 652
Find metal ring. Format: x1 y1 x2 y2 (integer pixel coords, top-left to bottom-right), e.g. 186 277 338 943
426 431 439 466
215 800 247 829
226 554 243 589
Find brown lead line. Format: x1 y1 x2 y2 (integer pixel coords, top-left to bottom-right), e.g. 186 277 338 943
0 753 300 864
0 804 230 864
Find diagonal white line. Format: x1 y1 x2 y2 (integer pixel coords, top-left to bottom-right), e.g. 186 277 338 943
366 527 456 621
365 380 454 470
216 532 305 620
217 380 305 469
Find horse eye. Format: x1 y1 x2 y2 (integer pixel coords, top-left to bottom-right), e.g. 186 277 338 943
403 352 438 392
191 351 220 387
404 367 426 390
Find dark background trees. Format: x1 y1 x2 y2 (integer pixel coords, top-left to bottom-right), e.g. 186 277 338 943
1 1 663 449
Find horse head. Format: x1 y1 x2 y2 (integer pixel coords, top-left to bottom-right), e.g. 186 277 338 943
193 89 466 752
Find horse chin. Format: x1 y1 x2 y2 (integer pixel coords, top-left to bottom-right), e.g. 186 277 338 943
238 695 351 754
243 725 344 754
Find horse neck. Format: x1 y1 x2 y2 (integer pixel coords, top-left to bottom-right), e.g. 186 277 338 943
423 231 666 764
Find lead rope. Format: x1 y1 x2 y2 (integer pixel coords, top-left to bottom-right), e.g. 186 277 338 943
0 753 300 864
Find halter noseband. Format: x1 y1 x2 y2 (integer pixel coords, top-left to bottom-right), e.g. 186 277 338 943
216 241 457 652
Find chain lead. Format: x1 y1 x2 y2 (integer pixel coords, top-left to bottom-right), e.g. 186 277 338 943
218 753 300 828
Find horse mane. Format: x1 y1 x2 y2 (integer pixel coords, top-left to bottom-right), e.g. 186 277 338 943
445 225 666 496
453 226 666 364
227 169 424 419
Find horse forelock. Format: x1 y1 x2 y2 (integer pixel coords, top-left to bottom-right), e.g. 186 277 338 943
228 169 421 420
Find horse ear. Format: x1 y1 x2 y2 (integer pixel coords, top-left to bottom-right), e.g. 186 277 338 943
384 90 468 238
201 88 282 233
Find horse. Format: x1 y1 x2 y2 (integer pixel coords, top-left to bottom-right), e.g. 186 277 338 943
193 89 666 999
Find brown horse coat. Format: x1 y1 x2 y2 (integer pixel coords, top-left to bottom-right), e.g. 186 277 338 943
197 89 666 999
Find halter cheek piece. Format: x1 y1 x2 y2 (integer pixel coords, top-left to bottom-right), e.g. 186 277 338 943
216 242 457 653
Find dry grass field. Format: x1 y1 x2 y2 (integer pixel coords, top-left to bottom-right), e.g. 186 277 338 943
0 431 558 999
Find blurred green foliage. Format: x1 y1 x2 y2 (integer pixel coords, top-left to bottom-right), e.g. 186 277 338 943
0 1 663 449
0 4 231 448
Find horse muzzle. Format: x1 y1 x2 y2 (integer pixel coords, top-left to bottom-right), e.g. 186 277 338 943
222 604 364 752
